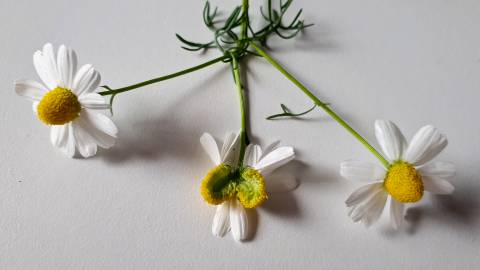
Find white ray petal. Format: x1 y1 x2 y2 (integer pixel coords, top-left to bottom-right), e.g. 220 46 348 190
14 79 47 101
57 124 76 158
362 191 388 227
73 122 97 158
390 198 404 230
57 45 77 89
349 187 385 223
229 199 248 242
78 112 116 149
50 125 67 148
254 146 295 174
243 144 262 167
212 202 230 237
419 161 455 179
404 125 448 166
423 176 455 194
345 182 383 207
340 160 386 182
220 132 240 165
374 120 407 161
33 48 57 89
72 64 101 95
200 133 221 165
79 93 110 110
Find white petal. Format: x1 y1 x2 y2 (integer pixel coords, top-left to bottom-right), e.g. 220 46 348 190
254 146 295 174
200 133 221 165
73 122 97 158
33 47 57 89
375 120 407 162
243 144 262 167
79 93 110 110
212 202 230 237
345 182 383 207
340 160 386 182
220 132 240 165
229 199 248 242
419 161 456 179
50 125 67 147
78 111 117 149
14 79 47 101
362 191 388 227
349 188 386 224
32 102 39 114
404 125 448 166
390 198 404 230
265 173 299 193
423 176 455 194
56 124 76 158
72 64 101 95
56 45 77 89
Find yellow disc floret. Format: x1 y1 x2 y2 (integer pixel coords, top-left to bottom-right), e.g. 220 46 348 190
37 87 81 125
237 168 268 208
200 164 237 205
384 161 424 203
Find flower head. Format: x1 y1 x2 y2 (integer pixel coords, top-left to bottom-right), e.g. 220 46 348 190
15 43 117 158
200 132 297 241
341 120 455 228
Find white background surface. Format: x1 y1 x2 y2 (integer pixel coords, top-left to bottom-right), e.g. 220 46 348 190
1 0 479 269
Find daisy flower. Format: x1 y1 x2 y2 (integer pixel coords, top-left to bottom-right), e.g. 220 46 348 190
14 43 117 158
341 120 455 228
200 132 296 242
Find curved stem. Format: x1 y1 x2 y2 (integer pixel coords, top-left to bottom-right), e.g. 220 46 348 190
250 42 390 168
231 55 248 166
99 55 230 96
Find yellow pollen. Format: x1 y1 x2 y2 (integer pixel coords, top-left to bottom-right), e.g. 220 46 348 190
37 87 81 125
384 161 424 203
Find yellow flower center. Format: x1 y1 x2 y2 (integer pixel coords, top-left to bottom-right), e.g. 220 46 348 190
384 161 424 203
200 164 268 209
37 87 81 125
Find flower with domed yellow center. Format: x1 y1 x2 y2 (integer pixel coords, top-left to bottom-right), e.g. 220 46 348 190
341 120 455 228
14 43 117 158
200 132 297 242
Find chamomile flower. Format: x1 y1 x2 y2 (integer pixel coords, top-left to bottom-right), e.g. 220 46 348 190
14 43 117 158
341 120 455 228
200 132 296 242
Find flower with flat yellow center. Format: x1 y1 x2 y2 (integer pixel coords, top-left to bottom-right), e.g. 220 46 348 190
37 87 81 125
384 161 424 203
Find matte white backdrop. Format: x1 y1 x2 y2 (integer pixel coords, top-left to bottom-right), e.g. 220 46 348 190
1 0 479 269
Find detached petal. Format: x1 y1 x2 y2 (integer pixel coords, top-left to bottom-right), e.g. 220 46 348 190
254 146 295 174
212 202 230 237
229 199 248 242
423 176 455 194
200 133 221 165
390 198 405 230
14 79 47 101
404 125 448 166
340 160 386 182
374 120 407 161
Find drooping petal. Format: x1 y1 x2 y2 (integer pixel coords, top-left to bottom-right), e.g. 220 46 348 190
419 161 456 179
264 173 299 193
348 187 386 224
212 202 230 237
220 132 240 165
229 199 248 242
200 133 221 165
14 79 47 101
254 146 295 175
404 125 448 166
345 182 383 207
78 111 117 149
243 144 262 167
423 176 455 194
56 45 77 89
374 120 407 161
361 191 388 227
390 198 404 229
340 160 386 182
73 121 97 158
72 64 101 95
79 93 110 110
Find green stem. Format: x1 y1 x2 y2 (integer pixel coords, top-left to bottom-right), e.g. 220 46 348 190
250 42 390 168
99 55 230 96
231 55 248 166
240 0 249 40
